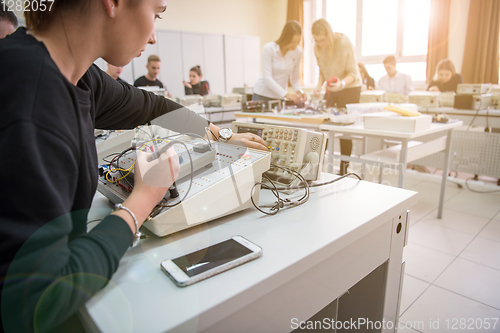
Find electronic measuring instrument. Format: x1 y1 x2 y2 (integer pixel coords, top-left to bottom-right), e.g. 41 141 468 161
97 134 271 237
231 122 327 189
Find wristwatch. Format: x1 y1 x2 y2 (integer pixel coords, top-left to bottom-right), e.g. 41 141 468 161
218 128 233 142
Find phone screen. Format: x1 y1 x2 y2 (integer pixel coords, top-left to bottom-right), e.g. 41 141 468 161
172 239 253 277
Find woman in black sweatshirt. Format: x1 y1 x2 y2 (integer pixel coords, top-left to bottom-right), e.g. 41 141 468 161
183 65 210 96
0 1 266 332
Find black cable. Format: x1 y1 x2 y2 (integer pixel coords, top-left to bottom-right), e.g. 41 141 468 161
87 219 103 225
207 128 220 142
251 164 310 215
467 100 482 131
263 172 362 191
115 145 138 189
155 141 194 209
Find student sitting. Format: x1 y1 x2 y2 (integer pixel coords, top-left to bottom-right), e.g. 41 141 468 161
134 54 164 88
358 62 375 90
376 55 413 96
106 63 126 83
183 66 210 96
0 2 17 38
427 58 463 93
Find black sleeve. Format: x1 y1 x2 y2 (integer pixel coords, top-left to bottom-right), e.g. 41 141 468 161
0 121 133 332
90 66 210 136
185 85 193 95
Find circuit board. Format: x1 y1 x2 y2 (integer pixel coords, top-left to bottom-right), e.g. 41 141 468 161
97 137 270 236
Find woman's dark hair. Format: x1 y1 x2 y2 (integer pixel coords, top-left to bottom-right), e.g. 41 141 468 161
275 21 302 49
24 0 88 30
190 65 202 77
435 58 457 76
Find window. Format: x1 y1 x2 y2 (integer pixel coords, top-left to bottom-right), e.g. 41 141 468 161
303 0 430 86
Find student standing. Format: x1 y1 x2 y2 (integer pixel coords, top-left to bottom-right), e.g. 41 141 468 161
183 65 210 96
0 1 267 332
427 58 463 93
252 21 305 104
312 18 362 175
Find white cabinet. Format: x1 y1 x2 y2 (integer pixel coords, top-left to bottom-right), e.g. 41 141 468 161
224 35 245 94
94 30 260 97
243 36 260 87
181 32 205 81
224 35 261 94
157 30 184 97
202 34 225 95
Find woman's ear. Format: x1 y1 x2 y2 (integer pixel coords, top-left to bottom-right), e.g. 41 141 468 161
101 0 118 18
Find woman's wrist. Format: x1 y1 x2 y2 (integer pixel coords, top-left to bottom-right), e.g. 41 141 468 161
112 190 159 232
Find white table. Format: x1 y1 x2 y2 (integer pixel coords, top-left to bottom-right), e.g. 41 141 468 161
235 111 328 130
320 122 462 219
418 106 500 128
82 174 417 333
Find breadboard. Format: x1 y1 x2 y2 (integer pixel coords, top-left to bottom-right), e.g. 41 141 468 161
108 138 216 181
98 142 271 236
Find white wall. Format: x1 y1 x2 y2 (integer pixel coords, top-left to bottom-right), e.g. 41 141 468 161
448 0 471 73
155 0 288 66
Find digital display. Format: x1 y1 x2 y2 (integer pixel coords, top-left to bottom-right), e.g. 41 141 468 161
172 239 252 277
236 127 263 138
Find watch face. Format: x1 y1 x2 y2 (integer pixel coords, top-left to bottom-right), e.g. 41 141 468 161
219 128 232 140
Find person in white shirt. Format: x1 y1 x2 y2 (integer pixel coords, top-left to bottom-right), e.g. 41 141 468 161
252 21 305 105
376 55 414 96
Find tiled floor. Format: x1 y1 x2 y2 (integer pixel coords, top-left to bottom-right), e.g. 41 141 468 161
362 167 500 333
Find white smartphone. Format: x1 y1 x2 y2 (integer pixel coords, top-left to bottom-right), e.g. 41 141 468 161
160 236 262 287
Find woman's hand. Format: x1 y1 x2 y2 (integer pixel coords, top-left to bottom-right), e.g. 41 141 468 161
429 86 440 92
228 132 269 151
135 147 180 192
285 93 301 103
112 147 180 233
183 81 192 88
326 80 342 92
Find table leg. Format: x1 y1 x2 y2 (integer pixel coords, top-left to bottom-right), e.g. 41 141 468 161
361 137 368 179
327 130 335 174
438 129 454 219
398 139 408 188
